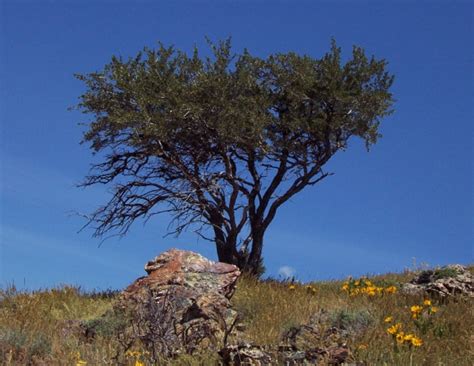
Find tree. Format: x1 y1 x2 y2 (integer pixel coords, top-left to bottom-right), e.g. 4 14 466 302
75 39 394 275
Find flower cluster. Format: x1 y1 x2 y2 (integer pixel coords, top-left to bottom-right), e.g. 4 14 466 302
386 320 423 347
341 278 397 297
411 299 438 319
73 352 87 365
305 285 317 294
384 299 438 348
288 284 317 295
125 349 149 366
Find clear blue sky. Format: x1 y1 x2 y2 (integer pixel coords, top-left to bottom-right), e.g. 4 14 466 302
1 0 472 290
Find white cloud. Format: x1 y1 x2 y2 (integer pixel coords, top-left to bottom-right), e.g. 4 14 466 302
278 265 296 278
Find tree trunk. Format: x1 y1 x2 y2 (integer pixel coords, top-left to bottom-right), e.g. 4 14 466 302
215 234 240 267
214 236 264 276
213 220 265 277
245 230 264 276
216 241 234 264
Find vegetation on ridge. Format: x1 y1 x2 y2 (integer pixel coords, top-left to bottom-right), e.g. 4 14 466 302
1 267 472 365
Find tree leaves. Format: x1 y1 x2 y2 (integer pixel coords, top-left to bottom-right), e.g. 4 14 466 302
75 39 395 272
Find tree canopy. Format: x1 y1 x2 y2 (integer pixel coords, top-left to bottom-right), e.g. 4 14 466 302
75 39 394 275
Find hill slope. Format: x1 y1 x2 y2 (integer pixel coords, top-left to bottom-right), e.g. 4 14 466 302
1 267 472 365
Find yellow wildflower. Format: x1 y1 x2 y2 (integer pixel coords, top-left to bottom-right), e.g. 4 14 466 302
396 332 405 344
387 323 402 335
74 352 87 365
289 285 296 290
350 288 360 296
403 333 415 342
423 299 432 306
125 350 141 357
410 305 423 314
366 286 377 296
365 280 373 286
384 286 397 294
384 316 393 323
354 280 360 286
341 283 349 291
411 336 423 347
430 306 438 313
306 285 317 294
135 361 145 366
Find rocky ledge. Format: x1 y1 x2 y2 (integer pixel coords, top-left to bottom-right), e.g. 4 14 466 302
402 264 474 298
77 252 474 364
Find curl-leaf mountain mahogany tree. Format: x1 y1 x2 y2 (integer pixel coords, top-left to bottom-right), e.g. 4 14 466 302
76 40 394 275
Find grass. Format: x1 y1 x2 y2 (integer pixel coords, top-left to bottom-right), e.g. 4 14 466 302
1 268 473 365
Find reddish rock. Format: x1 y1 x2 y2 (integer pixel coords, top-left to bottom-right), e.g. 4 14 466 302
116 249 241 356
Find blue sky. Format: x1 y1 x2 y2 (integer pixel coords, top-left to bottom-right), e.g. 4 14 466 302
1 1 472 290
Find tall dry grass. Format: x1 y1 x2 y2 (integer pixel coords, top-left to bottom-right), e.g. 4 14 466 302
1 268 472 365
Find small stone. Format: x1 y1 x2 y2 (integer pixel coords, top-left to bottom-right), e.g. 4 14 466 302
220 343 273 365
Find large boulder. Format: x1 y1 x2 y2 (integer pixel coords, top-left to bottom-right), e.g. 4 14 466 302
115 249 241 356
402 264 474 298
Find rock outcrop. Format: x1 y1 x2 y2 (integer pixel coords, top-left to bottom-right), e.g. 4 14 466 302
402 264 474 298
220 342 351 366
83 249 360 364
115 249 241 356
220 310 354 365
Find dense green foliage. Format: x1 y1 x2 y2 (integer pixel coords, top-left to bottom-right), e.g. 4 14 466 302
76 39 394 273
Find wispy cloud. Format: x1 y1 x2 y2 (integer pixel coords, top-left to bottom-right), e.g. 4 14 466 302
278 265 296 278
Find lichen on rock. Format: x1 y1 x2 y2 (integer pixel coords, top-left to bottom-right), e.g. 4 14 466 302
110 249 241 358
402 264 474 298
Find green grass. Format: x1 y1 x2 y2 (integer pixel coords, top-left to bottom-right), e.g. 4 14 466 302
1 268 473 365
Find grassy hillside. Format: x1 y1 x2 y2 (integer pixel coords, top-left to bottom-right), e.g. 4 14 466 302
1 268 472 365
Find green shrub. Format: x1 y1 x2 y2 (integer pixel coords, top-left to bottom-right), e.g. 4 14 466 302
329 308 374 334
433 267 461 280
82 309 128 338
27 333 51 359
0 328 27 349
